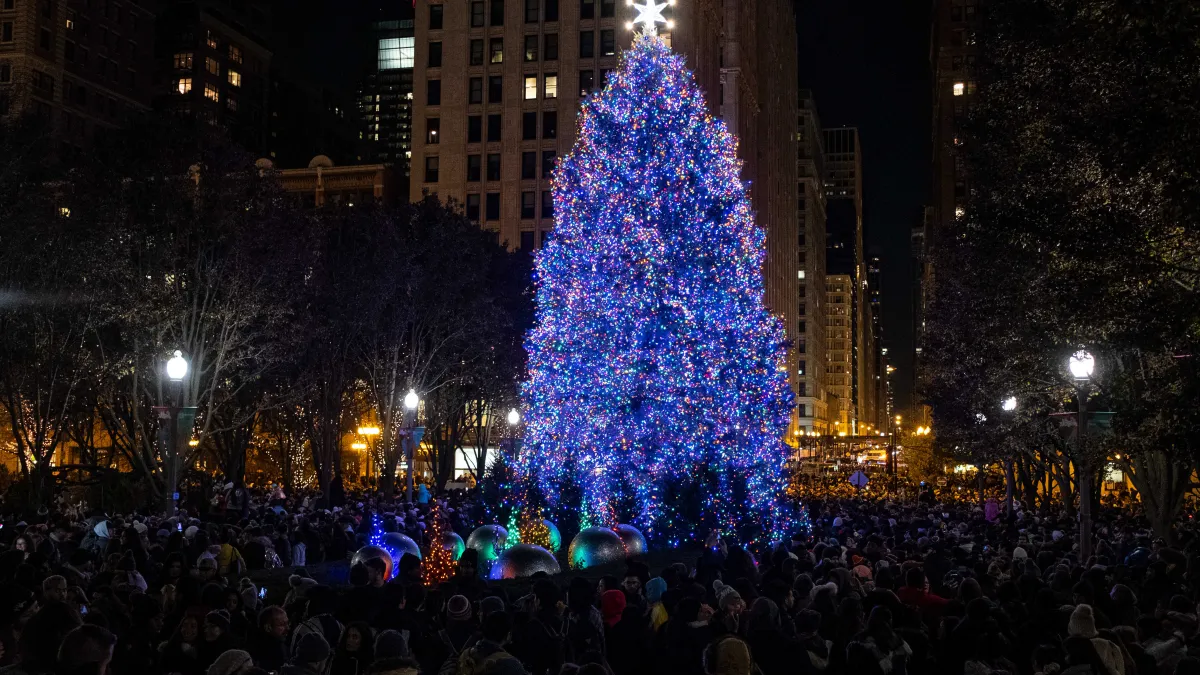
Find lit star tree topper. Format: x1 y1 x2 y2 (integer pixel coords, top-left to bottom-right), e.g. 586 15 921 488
516 30 798 544
625 0 673 34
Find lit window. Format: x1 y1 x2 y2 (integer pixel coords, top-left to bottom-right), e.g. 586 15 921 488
797 270 805 279
377 37 415 70
65 13 74 30
226 96 238 111
227 70 241 87
174 52 193 69
544 73 556 98
953 81 964 96
228 44 242 63
176 77 192 94
205 57 219 75
206 30 218 49
955 206 965 219
524 75 537 99
204 84 219 102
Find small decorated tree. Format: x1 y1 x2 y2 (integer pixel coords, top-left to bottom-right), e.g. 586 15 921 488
422 504 456 586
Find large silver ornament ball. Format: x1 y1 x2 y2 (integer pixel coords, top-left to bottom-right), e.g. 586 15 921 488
544 520 562 553
383 532 422 560
488 543 562 580
615 524 647 557
466 524 509 562
442 531 466 560
351 545 394 581
568 526 627 570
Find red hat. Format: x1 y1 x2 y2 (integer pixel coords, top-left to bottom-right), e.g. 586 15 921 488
601 590 626 627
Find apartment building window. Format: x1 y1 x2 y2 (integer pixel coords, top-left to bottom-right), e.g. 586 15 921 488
544 73 557 98
580 69 594 91
525 0 538 22
203 83 219 102
489 38 504 63
524 75 537 100
31 70 52 96
581 0 594 19
521 151 536 179
524 35 538 61
487 113 501 141
176 77 192 94
174 52 193 69
467 154 481 181
542 150 556 178
471 1 484 26
541 190 554 218
490 0 504 25
521 192 535 219
1 0 12 10
953 81 964 96
469 77 483 103
430 4 444 29
427 80 441 105
486 153 501 180
66 9 74 29
545 0 558 21
466 194 481 221
226 95 237 111
542 110 557 138
39 0 49 18
579 31 593 57
952 55 963 71
425 156 439 182
206 57 220 75
523 111 537 139
227 70 241 87
544 33 558 60
488 75 502 102
429 41 442 67
520 230 535 251
600 0 614 16
229 44 242 63
600 29 614 55
470 39 484 65
0 63 9 82
206 30 218 49
967 80 977 95
485 192 500 220
468 115 482 142
39 27 50 50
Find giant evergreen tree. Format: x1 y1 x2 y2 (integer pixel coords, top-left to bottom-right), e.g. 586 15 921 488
518 24 795 543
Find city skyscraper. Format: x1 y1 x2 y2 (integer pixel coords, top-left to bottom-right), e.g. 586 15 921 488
408 0 802 430
359 6 415 188
796 90 828 436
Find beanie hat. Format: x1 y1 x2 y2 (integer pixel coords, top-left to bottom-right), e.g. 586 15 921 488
704 635 753 675
240 586 260 611
1068 604 1098 638
206 610 231 631
480 595 507 617
1012 547 1028 560
713 580 743 612
374 629 410 660
601 590 626 627
645 577 667 604
296 632 331 664
447 594 473 622
206 649 253 675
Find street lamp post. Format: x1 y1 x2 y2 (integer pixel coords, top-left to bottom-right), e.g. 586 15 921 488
1069 349 1096 561
154 351 197 517
402 389 424 504
1001 396 1018 515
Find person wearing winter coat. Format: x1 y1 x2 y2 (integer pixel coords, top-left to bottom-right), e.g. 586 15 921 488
246 606 290 673
285 633 332 675
1068 605 1124 675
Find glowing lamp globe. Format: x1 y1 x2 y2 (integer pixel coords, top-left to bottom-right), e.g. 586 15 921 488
615 524 647 557
1069 350 1095 380
441 531 466 560
166 350 188 381
466 525 509 562
507 408 521 425
351 545 393 581
567 526 627 570
1001 397 1017 412
383 531 422 560
404 389 419 409
488 543 562 580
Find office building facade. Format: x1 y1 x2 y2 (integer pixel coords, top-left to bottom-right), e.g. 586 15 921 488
796 90 828 435
359 11 415 183
822 127 865 434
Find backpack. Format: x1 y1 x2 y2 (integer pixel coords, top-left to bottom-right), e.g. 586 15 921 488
456 646 520 675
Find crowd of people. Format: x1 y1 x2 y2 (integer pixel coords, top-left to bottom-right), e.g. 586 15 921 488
0 480 1197 675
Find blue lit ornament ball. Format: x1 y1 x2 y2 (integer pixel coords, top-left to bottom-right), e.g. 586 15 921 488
466 524 509 562
545 520 562 553
488 543 562 580
442 531 466 561
568 526 627 570
383 531 421 560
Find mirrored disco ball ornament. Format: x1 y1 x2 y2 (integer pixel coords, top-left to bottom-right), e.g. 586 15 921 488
488 543 562 580
615 524 647 557
442 531 466 561
351 545 393 581
383 532 421 560
466 524 509 562
544 520 562 553
568 526 627 570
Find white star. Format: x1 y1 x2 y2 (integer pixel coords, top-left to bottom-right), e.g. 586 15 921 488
627 0 670 34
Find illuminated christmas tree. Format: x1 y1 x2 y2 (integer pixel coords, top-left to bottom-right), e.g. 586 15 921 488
517 16 796 544
421 504 455 586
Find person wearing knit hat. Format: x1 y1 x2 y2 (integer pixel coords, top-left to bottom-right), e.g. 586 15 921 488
713 580 745 613
480 595 507 618
447 594 473 622
645 577 669 632
1013 547 1028 560
373 629 410 660
1068 604 1124 675
601 589 626 628
292 632 332 672
703 635 753 675
206 648 254 675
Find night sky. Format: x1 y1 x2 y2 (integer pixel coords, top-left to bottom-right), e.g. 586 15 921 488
797 0 932 412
